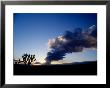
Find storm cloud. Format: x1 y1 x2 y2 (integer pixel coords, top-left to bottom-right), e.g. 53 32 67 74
45 25 97 64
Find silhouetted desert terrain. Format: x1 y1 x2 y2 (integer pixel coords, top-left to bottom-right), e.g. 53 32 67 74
14 61 97 75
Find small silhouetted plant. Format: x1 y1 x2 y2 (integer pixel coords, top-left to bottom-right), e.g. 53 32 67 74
15 62 17 64
22 53 28 65
30 55 35 62
22 53 36 65
27 59 31 65
27 54 30 62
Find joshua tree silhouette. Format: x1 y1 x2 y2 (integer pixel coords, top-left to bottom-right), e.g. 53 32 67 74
30 55 35 62
22 53 28 64
27 54 30 62
27 59 31 65
22 53 36 65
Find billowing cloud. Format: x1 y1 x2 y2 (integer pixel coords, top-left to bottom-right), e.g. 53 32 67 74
45 25 97 64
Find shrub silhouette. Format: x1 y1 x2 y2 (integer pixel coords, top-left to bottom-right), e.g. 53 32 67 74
22 53 36 65
22 53 28 64
30 55 35 62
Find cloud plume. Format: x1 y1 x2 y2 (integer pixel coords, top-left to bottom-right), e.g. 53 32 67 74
45 25 97 64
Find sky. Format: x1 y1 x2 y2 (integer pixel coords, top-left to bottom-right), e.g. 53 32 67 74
14 13 97 63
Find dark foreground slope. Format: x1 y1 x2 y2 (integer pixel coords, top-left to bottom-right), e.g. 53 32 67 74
14 61 97 75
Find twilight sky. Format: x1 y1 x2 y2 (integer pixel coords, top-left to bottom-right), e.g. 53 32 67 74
14 13 97 63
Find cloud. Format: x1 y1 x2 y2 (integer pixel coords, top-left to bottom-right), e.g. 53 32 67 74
45 25 97 64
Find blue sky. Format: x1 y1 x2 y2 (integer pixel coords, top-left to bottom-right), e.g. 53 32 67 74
14 13 97 63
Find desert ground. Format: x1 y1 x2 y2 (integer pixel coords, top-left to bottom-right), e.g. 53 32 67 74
14 61 97 75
